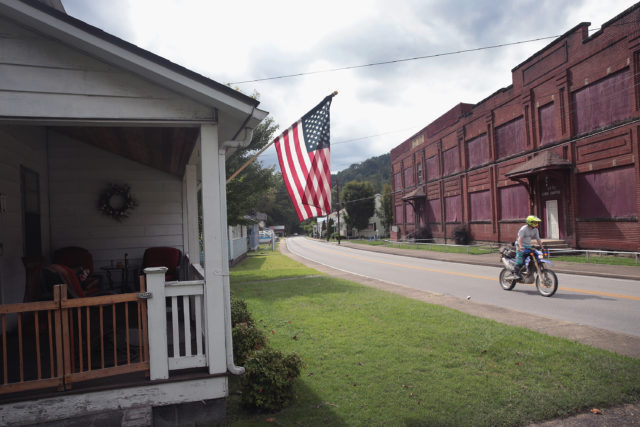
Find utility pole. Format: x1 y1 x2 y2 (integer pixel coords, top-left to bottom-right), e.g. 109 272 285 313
336 179 341 245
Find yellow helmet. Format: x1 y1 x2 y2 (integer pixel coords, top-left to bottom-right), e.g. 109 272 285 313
526 215 541 227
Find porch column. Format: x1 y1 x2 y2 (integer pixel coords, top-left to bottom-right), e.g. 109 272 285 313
183 164 200 267
199 124 228 375
145 267 169 380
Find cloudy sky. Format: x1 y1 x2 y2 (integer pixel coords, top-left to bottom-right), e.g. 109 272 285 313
62 0 639 172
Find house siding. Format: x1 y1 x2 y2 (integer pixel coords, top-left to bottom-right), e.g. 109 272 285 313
48 133 184 273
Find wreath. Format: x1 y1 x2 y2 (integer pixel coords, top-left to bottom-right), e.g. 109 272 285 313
98 183 137 222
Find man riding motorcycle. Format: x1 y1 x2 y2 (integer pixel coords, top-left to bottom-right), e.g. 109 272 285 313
512 215 545 279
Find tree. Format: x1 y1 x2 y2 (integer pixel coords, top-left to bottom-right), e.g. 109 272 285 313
225 117 279 225
257 171 305 235
341 181 375 234
378 183 393 236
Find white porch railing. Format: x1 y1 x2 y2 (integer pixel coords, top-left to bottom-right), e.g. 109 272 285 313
144 267 207 380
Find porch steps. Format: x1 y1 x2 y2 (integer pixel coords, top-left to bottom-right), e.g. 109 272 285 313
540 239 570 250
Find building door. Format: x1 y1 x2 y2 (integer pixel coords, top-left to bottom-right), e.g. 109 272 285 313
545 200 559 239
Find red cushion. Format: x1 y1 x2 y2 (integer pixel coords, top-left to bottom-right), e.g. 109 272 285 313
143 247 181 280
53 247 94 276
47 264 86 298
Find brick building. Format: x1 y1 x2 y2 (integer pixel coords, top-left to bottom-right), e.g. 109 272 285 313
390 3 640 251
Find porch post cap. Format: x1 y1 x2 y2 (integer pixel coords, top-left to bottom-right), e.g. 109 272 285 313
144 266 168 274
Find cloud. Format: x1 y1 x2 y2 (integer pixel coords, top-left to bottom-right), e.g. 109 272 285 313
61 0 640 172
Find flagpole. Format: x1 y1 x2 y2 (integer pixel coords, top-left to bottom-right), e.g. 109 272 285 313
226 91 338 184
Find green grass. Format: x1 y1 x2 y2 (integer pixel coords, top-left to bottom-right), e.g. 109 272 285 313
348 239 495 255
228 249 640 426
549 253 640 267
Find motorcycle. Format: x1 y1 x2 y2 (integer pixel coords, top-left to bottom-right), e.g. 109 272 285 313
499 246 558 297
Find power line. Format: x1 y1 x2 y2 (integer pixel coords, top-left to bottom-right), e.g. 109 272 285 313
230 35 561 84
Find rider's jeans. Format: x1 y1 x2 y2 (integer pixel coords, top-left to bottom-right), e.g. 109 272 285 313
514 246 533 271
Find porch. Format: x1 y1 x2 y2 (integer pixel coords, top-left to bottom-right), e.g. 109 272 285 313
0 1 269 423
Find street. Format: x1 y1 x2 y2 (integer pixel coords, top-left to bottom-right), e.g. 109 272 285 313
285 237 640 338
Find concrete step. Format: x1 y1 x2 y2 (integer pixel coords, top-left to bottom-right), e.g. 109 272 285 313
540 239 570 249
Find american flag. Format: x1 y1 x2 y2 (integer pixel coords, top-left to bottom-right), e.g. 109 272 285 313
275 94 333 221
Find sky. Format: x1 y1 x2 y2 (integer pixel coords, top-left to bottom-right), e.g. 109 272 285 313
61 0 640 172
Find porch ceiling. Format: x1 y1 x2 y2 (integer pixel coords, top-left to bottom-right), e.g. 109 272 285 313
54 126 198 177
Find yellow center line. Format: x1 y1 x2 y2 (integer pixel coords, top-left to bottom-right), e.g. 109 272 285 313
310 245 640 302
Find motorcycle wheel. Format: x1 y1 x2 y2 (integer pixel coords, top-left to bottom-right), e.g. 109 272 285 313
536 268 558 297
499 268 516 290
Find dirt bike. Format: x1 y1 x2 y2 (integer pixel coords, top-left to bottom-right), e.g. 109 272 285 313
499 246 558 297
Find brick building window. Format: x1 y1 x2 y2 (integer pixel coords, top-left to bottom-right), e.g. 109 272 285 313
572 69 631 135
538 102 556 146
445 195 462 222
404 166 414 188
426 155 439 181
577 166 636 219
495 117 525 159
405 203 415 223
393 172 402 191
394 204 404 224
469 190 491 221
417 162 423 183
427 198 441 223
466 134 489 169
442 147 459 176
499 185 529 220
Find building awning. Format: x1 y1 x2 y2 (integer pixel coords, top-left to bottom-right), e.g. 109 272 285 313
505 151 571 179
402 187 426 201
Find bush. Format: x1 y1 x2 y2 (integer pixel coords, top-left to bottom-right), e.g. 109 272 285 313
414 226 432 241
233 322 267 365
240 348 303 412
454 224 471 245
231 294 254 327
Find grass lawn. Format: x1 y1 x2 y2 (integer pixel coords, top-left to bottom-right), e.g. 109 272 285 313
347 239 495 255
228 248 640 426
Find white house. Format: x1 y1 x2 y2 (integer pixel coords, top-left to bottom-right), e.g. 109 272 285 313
0 0 267 424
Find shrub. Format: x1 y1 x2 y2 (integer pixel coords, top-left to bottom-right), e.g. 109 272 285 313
233 322 267 365
414 226 433 241
454 224 471 245
231 294 254 327
240 348 303 412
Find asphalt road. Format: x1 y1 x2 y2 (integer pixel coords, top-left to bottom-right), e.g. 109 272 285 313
285 237 640 338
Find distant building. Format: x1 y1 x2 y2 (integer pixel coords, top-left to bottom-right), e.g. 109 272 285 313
390 4 640 251
360 194 385 239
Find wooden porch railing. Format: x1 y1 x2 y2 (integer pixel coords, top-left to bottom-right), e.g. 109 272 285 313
0 282 149 395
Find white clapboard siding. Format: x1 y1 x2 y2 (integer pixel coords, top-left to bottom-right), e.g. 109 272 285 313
0 17 212 121
0 127 51 306
48 134 184 273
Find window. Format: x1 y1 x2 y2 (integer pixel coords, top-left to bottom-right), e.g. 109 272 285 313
394 204 404 224
466 134 489 168
499 185 529 220
445 195 461 222
538 102 556 146
495 117 525 159
427 199 441 223
416 163 423 183
572 69 631 135
404 166 414 188
393 172 402 191
442 147 459 176
577 166 636 218
405 203 415 223
469 190 491 221
426 155 439 181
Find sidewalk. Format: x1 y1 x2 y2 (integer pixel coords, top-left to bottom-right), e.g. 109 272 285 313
336 241 640 281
